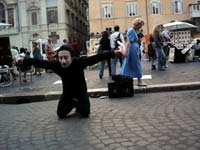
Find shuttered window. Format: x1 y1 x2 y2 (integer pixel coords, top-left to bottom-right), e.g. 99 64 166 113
173 0 183 14
0 3 5 23
126 2 138 17
150 0 161 15
8 8 14 26
47 8 58 24
101 4 113 19
31 12 37 25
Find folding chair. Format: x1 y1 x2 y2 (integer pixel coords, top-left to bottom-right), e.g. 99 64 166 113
0 65 12 87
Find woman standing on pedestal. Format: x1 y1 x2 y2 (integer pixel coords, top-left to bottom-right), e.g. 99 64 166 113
120 18 146 86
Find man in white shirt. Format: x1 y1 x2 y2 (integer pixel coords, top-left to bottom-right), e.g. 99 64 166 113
110 25 125 76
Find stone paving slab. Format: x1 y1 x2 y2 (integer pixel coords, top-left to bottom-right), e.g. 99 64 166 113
0 90 200 150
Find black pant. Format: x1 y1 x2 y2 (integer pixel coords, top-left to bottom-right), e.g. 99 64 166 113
163 45 170 57
57 92 90 118
195 50 200 57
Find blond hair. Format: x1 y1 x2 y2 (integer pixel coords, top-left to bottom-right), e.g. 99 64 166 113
132 18 144 26
153 24 162 36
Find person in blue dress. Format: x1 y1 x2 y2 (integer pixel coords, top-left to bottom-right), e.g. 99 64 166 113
120 18 146 86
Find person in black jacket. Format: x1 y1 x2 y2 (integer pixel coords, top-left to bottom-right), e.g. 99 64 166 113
19 45 122 119
98 31 112 79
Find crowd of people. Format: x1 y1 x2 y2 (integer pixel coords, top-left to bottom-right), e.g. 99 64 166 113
97 18 171 86
96 18 183 88
8 37 83 82
9 19 173 85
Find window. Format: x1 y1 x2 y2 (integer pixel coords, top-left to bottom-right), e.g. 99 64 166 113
102 4 113 19
66 9 70 24
192 4 200 11
47 8 58 24
0 3 5 23
126 2 138 17
71 13 74 26
7 8 14 26
150 0 161 15
27 3 40 26
0 3 15 26
197 5 200 11
173 0 183 13
31 12 37 25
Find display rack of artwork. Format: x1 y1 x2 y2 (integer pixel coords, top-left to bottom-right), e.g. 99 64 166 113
170 30 191 46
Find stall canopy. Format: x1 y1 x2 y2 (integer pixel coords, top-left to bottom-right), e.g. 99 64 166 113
163 21 198 31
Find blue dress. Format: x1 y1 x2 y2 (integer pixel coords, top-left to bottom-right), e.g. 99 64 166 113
120 27 142 78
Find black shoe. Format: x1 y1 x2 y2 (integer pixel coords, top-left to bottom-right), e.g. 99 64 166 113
99 75 103 79
152 65 156 70
80 113 89 118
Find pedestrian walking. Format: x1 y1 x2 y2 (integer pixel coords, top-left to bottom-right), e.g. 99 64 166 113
110 25 125 76
98 31 112 79
45 38 55 73
18 45 122 119
45 38 55 62
148 35 157 70
32 42 42 75
153 24 166 71
18 48 31 82
120 18 146 86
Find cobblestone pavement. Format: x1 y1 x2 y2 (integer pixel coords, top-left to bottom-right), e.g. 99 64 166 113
0 90 200 150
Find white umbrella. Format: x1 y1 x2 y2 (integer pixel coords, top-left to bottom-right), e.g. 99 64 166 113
163 21 198 31
0 22 12 28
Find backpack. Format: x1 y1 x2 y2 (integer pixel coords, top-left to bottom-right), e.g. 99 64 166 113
114 33 122 49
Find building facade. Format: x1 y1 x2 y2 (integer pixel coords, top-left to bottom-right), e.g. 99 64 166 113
89 0 200 39
0 0 89 50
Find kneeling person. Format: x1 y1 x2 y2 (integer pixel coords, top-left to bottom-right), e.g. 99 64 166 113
19 45 122 118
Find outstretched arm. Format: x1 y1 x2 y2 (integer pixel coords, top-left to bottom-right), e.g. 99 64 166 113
18 57 53 70
79 50 122 68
